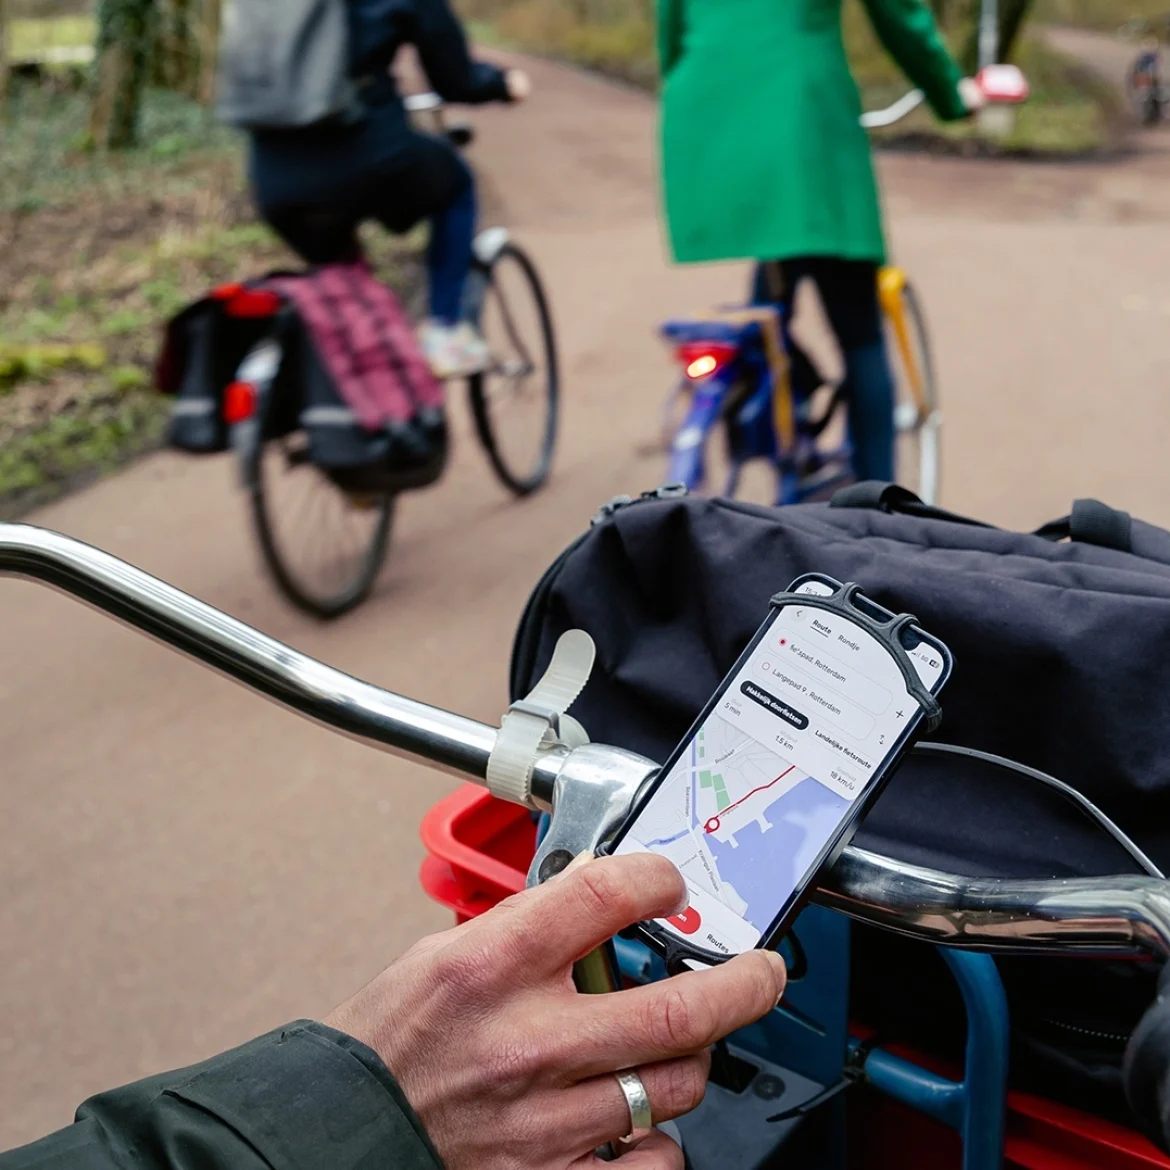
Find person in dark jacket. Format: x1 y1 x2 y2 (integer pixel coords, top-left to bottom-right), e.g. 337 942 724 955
250 0 530 380
0 852 787 1170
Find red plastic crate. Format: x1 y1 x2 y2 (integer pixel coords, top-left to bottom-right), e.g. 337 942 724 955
420 784 1170 1170
419 784 532 922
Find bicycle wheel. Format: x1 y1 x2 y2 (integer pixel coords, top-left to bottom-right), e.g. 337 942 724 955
249 431 395 619
885 280 941 506
468 242 559 496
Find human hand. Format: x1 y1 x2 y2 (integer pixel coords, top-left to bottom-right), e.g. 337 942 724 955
506 68 532 102
326 852 786 1169
958 76 987 113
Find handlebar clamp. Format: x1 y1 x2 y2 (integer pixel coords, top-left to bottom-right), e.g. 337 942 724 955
486 630 595 807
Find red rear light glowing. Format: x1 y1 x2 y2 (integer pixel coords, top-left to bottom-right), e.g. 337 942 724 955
223 380 257 424
675 341 737 381
223 289 283 318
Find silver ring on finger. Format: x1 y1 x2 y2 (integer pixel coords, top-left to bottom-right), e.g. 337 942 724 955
614 1069 653 1145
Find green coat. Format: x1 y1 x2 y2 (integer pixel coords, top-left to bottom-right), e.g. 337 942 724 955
658 0 968 265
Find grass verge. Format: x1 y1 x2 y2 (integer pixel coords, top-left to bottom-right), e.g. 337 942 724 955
0 79 421 517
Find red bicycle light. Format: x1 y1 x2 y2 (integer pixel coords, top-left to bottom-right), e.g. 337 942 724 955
977 64 1029 104
223 289 283 319
223 380 257 424
676 341 738 381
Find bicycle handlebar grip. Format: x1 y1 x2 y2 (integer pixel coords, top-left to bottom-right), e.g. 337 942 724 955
1124 964 1170 1153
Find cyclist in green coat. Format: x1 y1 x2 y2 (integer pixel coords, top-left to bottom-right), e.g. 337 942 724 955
658 0 978 483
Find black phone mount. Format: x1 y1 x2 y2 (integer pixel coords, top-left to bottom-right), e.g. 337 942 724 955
638 581 944 976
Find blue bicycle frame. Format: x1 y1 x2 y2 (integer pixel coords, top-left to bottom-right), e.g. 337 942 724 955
661 306 856 506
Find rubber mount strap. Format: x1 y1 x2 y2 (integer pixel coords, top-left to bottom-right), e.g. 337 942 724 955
486 630 595 807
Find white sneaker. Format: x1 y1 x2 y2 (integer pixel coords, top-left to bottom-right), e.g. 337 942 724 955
419 319 492 379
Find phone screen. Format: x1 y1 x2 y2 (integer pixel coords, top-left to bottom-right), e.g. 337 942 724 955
611 578 949 959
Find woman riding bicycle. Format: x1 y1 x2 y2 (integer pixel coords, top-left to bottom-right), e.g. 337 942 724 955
247 0 530 380
657 0 980 484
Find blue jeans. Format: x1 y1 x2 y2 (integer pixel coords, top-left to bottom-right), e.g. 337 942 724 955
753 258 895 484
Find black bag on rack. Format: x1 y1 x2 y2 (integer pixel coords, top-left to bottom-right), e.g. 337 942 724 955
156 292 447 492
155 295 275 454
508 482 1170 1125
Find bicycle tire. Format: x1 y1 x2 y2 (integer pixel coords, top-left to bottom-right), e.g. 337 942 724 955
468 242 559 496
888 281 942 506
249 434 395 620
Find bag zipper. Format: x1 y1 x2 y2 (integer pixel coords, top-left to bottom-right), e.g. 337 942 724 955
508 484 690 699
1036 1017 1131 1046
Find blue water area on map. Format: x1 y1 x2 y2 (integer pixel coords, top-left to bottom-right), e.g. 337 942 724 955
707 777 850 932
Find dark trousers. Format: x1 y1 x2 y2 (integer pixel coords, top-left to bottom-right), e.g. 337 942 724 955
753 257 895 484
259 132 476 325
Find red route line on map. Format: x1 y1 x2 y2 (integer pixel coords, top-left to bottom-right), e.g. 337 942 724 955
703 764 797 835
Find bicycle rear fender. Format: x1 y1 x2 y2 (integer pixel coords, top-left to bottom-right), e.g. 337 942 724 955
666 370 736 490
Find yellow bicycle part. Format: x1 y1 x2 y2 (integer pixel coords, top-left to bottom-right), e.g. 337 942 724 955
878 266 928 421
689 305 795 451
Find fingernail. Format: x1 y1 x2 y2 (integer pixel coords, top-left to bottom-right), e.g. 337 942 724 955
552 851 595 881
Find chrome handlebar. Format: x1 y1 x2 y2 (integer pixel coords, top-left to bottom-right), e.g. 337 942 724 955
860 89 926 129
408 85 925 131
4 522 1169 961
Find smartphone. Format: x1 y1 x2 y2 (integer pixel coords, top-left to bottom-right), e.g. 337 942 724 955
607 574 952 967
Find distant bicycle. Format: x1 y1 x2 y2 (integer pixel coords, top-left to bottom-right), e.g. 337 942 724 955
1122 19 1170 124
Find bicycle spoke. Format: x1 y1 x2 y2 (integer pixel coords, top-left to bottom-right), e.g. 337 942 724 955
251 431 393 617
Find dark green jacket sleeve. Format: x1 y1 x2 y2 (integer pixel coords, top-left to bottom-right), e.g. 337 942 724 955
860 0 968 121
657 0 685 80
0 1022 443 1170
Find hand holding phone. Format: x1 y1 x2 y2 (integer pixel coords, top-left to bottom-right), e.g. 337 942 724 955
607 575 952 971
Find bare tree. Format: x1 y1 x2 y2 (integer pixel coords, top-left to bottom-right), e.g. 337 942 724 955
961 0 1033 69
0 0 8 114
89 0 156 149
198 0 221 106
154 0 200 96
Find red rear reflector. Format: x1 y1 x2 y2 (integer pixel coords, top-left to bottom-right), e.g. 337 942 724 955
223 289 283 318
223 381 257 424
676 341 737 381
211 282 244 301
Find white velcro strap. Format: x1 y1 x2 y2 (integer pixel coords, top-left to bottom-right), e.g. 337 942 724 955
486 630 596 806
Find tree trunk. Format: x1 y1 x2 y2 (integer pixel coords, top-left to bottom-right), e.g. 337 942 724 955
89 0 155 149
961 0 1032 69
153 0 199 95
997 0 1033 62
0 0 8 114
198 0 221 106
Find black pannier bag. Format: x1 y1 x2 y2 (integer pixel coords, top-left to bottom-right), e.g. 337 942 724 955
292 317 447 495
509 483 1170 1125
157 293 447 494
155 294 275 453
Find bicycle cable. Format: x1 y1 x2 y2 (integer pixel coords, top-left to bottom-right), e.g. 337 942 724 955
912 742 1164 880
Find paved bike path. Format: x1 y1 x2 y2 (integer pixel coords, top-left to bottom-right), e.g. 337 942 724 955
3 50 1170 1146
